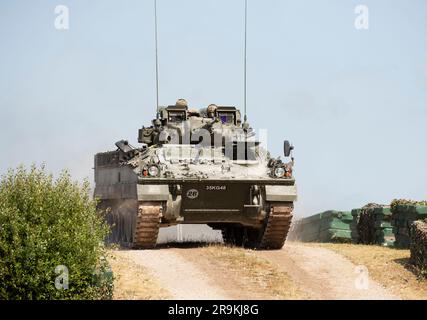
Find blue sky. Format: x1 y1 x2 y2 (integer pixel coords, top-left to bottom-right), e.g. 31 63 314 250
0 0 426 217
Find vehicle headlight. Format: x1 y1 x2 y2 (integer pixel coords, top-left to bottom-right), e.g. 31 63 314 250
274 167 285 178
148 165 160 177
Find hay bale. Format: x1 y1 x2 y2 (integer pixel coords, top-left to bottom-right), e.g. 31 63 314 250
410 220 427 273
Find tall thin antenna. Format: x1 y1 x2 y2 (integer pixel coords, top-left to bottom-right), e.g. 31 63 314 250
154 0 160 114
243 0 248 123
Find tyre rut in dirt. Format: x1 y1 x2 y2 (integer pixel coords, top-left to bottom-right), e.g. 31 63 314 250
259 202 293 250
133 202 162 249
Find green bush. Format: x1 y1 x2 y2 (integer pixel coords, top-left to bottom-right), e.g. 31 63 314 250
0 165 112 300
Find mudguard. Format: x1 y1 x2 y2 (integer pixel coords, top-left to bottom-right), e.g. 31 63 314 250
265 185 298 202
137 184 169 201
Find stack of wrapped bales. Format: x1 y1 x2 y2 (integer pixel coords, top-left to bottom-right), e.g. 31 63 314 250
374 207 395 246
391 199 427 248
357 203 381 244
409 220 427 273
297 210 353 243
319 211 353 242
357 204 394 246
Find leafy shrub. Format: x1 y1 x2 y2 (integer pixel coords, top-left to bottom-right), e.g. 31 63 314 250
0 165 112 300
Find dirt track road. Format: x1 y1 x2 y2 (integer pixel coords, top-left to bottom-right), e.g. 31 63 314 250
256 244 398 300
112 243 399 300
123 249 232 300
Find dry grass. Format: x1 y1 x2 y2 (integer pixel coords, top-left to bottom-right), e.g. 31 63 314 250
108 250 171 300
309 243 427 300
193 245 307 300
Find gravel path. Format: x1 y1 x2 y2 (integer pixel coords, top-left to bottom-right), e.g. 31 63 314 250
256 243 399 300
122 249 232 300
118 243 399 300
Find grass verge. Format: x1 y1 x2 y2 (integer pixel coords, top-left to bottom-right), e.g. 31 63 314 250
108 250 170 300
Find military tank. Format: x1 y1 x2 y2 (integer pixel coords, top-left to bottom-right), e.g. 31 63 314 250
94 99 297 249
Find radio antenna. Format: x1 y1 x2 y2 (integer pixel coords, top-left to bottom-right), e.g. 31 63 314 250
243 0 249 129
154 0 160 116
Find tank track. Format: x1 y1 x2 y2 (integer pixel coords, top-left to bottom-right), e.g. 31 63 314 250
133 202 162 249
259 202 293 249
220 202 293 250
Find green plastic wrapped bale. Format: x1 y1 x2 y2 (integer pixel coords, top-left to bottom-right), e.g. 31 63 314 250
319 229 352 243
300 213 322 225
382 228 395 237
321 210 352 222
299 221 321 236
391 200 427 248
297 210 352 243
320 211 352 231
321 219 352 231
320 210 353 221
375 227 395 247
358 204 395 246
417 206 427 215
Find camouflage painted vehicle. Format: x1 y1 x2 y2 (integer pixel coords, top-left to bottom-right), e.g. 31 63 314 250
94 100 297 249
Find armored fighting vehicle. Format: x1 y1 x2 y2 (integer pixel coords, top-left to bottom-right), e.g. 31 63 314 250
94 99 297 249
